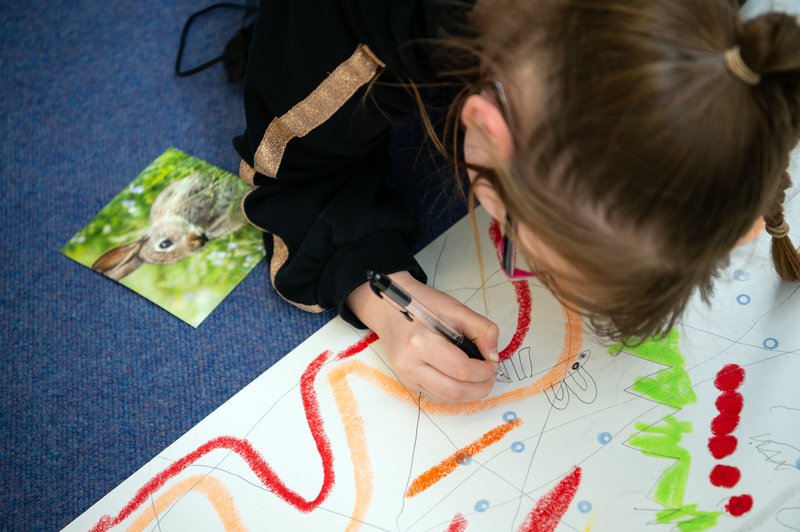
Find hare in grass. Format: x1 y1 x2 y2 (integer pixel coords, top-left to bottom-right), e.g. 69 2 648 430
92 172 246 281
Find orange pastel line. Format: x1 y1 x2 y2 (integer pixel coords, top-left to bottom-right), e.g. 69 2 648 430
126 474 245 532
406 418 523 498
328 365 374 532
325 303 582 531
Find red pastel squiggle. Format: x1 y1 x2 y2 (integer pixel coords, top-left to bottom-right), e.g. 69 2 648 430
488 220 532 361
88 222 536 532
336 331 379 361
90 349 341 531
446 512 468 532
90 334 385 532
518 466 582 532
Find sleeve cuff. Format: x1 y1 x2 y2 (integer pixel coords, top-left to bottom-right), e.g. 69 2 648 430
317 231 427 328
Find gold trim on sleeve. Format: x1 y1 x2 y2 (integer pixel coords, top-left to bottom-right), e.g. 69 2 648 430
270 234 326 313
253 44 385 178
239 159 256 187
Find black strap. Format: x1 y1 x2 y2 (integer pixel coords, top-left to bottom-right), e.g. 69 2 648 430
175 2 257 77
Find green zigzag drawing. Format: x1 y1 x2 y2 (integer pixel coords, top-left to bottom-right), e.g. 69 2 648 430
610 329 722 531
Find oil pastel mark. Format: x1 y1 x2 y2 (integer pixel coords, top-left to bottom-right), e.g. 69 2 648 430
89 348 341 532
445 512 468 532
710 363 753 518
517 466 581 532
406 418 523 498
127 475 245 532
475 499 490 512
616 330 721 531
596 432 612 445
327 301 580 530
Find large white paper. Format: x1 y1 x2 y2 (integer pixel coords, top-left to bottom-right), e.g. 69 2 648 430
66 157 799 531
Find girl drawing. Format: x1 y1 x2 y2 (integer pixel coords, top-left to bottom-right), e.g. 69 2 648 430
234 0 800 403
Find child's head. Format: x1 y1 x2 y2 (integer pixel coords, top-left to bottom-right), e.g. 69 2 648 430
450 0 800 341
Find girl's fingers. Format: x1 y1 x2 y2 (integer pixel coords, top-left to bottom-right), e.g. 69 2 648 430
444 304 501 362
409 333 497 384
412 362 495 404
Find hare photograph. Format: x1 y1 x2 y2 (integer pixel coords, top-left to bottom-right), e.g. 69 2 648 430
62 148 264 327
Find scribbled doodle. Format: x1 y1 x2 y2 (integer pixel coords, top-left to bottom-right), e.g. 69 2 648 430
502 347 534 381
750 434 800 472
543 350 597 410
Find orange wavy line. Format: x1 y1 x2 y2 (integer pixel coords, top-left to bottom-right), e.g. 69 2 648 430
406 418 523 498
126 474 245 532
327 304 582 530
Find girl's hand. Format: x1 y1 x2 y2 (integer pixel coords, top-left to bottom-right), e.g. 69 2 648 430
346 271 500 403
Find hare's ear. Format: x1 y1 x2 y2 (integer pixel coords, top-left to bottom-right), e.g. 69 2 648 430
91 241 144 281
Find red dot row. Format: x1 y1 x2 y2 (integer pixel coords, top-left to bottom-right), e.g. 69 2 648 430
708 363 752 517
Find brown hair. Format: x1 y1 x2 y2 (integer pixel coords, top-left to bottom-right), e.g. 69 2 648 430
417 0 800 341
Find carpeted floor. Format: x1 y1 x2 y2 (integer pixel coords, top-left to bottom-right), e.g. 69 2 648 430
0 2 465 529
4 0 797 530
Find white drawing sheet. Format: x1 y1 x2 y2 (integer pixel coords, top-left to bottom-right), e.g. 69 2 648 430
67 165 800 531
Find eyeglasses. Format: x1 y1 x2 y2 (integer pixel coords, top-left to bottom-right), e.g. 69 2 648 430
496 216 539 281
483 82 537 281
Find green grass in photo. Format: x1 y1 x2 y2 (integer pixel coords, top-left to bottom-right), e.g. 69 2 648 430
62 148 265 327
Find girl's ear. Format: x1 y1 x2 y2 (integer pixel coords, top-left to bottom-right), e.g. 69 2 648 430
461 93 514 225
461 94 515 164
472 178 507 224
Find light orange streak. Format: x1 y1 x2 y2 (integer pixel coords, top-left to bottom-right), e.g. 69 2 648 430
327 304 582 530
328 364 373 532
406 418 523 497
126 474 245 532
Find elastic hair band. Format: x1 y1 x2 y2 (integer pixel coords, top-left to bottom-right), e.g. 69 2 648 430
766 219 790 239
724 46 761 86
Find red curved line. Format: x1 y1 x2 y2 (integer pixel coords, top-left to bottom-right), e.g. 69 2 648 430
88 221 534 531
90 334 380 532
489 220 532 361
337 331 379 361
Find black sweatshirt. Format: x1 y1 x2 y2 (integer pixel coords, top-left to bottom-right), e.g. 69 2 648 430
234 0 472 326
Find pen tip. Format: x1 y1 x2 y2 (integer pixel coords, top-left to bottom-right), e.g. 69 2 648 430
495 367 513 383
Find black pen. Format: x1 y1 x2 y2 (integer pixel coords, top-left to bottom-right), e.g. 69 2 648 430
366 271 512 383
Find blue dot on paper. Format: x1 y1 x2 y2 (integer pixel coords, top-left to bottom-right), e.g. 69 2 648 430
456 453 472 466
597 432 612 445
763 337 779 350
475 499 490 512
577 500 593 513
733 269 749 281
511 441 525 453
795 457 800 470
503 411 518 422
736 294 751 305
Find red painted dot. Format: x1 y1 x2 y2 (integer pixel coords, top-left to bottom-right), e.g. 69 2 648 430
708 435 738 459
725 494 753 516
714 364 745 391
710 464 741 488
715 391 743 414
711 412 740 436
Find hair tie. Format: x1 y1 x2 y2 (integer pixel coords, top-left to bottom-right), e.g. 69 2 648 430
724 46 761 86
766 219 790 239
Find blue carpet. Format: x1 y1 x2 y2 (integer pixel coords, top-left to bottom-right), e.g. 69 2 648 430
0 2 464 529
